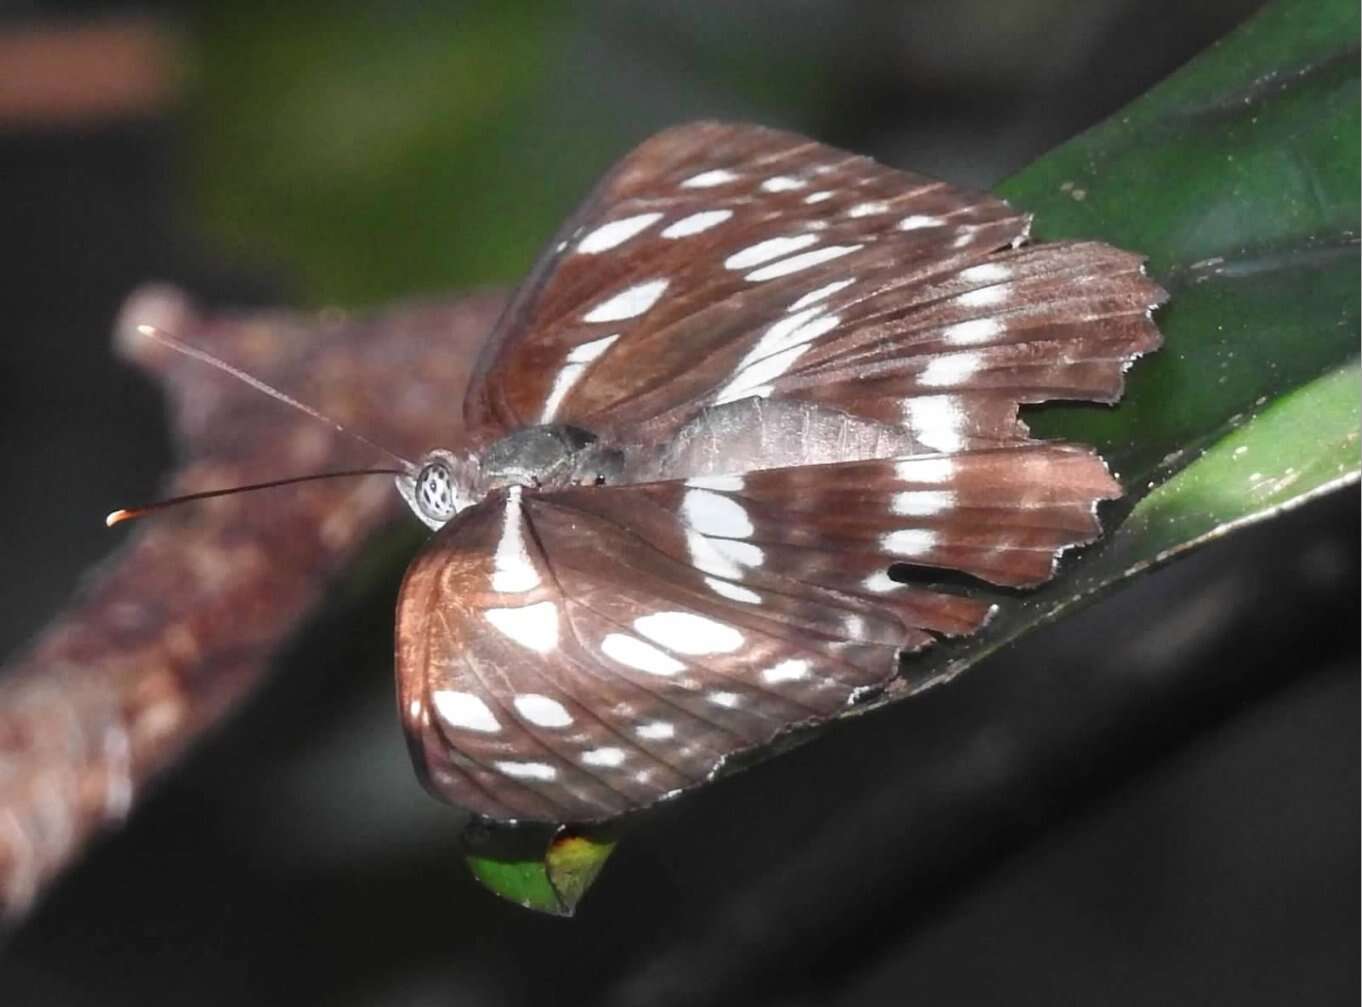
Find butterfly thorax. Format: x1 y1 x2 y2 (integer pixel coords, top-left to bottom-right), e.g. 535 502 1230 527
480 424 624 494
398 424 624 530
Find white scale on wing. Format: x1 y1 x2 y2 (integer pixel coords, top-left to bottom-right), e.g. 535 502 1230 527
901 396 970 452
860 570 900 594
581 747 627 767
494 760 558 781
919 351 985 388
744 244 861 282
891 490 957 516
601 633 687 677
681 168 739 188
942 317 1005 343
485 488 561 652
881 528 939 558
634 611 744 656
681 488 755 538
894 456 959 482
575 212 664 254
581 278 670 323
485 601 559 653
432 690 502 734
513 693 574 728
539 333 620 422
846 201 890 217
490 487 539 592
762 659 810 684
662 209 733 238
724 234 819 271
712 305 842 405
788 277 855 311
636 720 675 740
704 576 762 604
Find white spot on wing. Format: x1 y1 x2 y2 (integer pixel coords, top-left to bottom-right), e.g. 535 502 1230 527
712 538 765 568
432 691 501 733
602 633 686 676
725 234 819 270
709 691 741 708
682 168 738 188
686 474 745 491
513 693 573 728
682 489 755 538
847 201 889 217
762 659 810 683
919 352 983 387
892 490 957 516
634 611 744 655
899 214 943 230
960 262 1012 283
715 344 810 403
861 570 899 594
894 456 958 483
582 278 669 323
789 278 855 311
715 306 840 404
761 175 806 192
581 747 627 767
757 310 840 358
901 398 970 452
745 244 861 281
882 528 939 557
495 760 557 781
540 333 620 422
662 209 733 238
804 190 834 204
576 212 663 253
636 720 674 740
491 488 539 593
705 576 762 604
686 534 764 584
957 287 1008 309
485 601 560 653
566 333 620 363
943 317 1004 344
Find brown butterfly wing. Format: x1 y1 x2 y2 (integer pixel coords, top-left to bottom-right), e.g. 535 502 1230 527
396 443 1118 823
461 121 1162 451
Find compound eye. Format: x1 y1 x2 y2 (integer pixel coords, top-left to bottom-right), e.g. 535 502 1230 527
415 462 458 523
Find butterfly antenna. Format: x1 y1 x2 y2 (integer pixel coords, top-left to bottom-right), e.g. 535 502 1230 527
132 323 417 471
105 467 406 527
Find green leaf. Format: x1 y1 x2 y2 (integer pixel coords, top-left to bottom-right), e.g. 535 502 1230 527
186 1 597 304
870 0 1360 700
464 825 617 917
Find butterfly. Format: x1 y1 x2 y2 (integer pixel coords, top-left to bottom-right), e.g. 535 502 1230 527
390 121 1164 824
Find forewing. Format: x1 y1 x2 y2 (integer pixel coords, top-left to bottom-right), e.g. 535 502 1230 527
463 122 1162 449
397 443 1120 824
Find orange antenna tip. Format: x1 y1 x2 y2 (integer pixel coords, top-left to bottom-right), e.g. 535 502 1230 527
101 467 403 530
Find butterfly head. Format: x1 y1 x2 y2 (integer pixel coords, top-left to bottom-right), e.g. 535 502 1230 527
398 450 480 530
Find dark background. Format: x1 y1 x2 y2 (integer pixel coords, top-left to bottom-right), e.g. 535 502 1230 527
1 2 1356 1004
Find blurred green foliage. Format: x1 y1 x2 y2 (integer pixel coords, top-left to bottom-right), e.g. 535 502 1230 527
190 2 599 302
